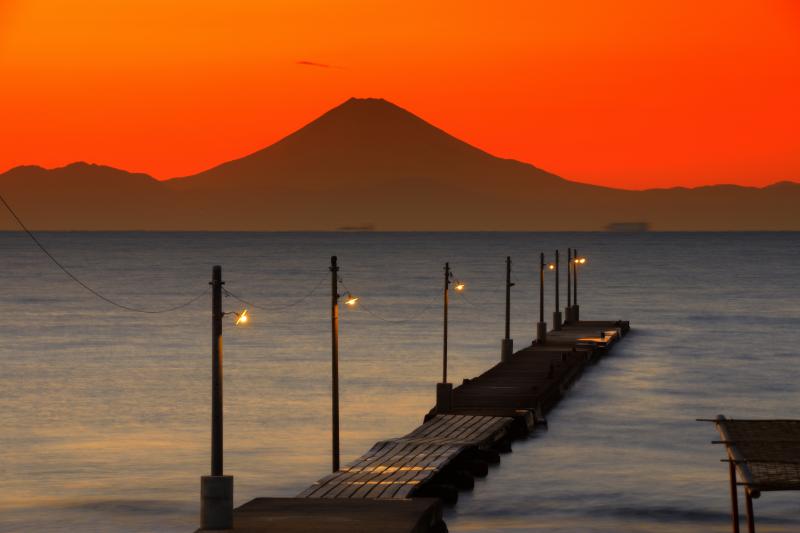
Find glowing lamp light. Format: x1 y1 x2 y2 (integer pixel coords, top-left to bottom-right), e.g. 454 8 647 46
343 292 359 306
547 263 556 270
453 281 465 292
234 309 249 326
577 257 587 264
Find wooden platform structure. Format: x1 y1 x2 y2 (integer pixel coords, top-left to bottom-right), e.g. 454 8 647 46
710 415 800 533
228 498 444 533
299 414 511 499
204 319 630 532
441 322 627 424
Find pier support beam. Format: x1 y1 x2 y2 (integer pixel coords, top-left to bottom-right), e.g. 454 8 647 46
501 338 513 362
536 322 547 344
436 382 453 412
201 475 234 531
728 459 740 533
744 489 755 533
552 311 562 330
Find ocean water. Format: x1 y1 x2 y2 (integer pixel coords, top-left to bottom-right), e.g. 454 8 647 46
1 232 799 533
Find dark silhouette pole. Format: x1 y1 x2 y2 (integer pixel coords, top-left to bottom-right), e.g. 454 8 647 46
201 265 233 530
553 250 562 330
536 253 547 344
443 262 449 383
501 256 514 361
437 262 453 412
729 460 741 533
330 256 340 473
573 248 579 322
211 265 223 476
566 248 572 323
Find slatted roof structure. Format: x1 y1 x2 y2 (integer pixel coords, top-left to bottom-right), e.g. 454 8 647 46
299 414 511 500
710 415 800 533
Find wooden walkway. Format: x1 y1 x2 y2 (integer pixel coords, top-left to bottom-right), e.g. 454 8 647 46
205 319 630 532
299 414 511 499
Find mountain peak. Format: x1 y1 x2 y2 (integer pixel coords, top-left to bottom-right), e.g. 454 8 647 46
341 96 393 106
314 97 429 128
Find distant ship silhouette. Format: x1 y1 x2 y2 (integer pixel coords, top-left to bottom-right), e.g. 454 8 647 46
1 97 798 230
337 224 375 232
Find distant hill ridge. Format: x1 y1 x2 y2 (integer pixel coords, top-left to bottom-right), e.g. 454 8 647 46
1 97 798 230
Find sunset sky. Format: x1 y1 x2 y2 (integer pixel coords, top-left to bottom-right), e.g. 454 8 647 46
1 0 798 189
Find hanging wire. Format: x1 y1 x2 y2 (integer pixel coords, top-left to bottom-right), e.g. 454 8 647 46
339 279 440 324
0 192 209 313
223 273 327 312
453 287 504 309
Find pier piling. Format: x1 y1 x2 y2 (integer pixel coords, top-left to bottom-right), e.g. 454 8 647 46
501 256 514 361
200 265 233 530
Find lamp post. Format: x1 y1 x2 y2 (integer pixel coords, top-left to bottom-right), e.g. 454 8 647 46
572 251 587 322
437 262 454 412
330 256 341 473
200 265 233 530
573 248 578 322
501 256 514 362
327 257 360 473
553 250 562 330
536 252 547 344
566 248 572 323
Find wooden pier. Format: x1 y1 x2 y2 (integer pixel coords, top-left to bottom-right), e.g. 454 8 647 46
199 318 630 532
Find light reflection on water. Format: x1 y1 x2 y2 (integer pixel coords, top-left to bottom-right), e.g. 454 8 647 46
1 232 799 532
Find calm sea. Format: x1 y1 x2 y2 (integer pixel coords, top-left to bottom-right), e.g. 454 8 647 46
1 232 799 532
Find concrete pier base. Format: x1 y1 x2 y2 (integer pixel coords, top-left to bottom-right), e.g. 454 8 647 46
436 382 453 412
552 311 562 331
573 304 580 322
201 475 233 531
536 322 547 344
501 338 513 362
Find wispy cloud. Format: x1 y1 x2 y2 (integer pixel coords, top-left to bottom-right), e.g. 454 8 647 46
297 60 331 68
296 60 345 70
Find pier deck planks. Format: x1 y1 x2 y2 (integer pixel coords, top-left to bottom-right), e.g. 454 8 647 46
299 414 512 499
441 321 629 420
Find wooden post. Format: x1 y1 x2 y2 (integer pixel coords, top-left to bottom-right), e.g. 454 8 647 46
505 256 512 341
201 265 233 531
443 262 450 383
330 256 340 473
436 263 453 411
536 253 547 343
729 459 740 533
573 248 578 306
744 489 755 533
573 248 579 322
553 250 562 330
211 265 223 477
566 248 572 322
539 252 544 324
501 257 514 361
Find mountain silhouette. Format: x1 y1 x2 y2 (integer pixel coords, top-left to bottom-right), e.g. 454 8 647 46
2 97 798 230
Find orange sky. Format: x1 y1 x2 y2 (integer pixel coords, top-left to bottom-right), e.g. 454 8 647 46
1 0 798 189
